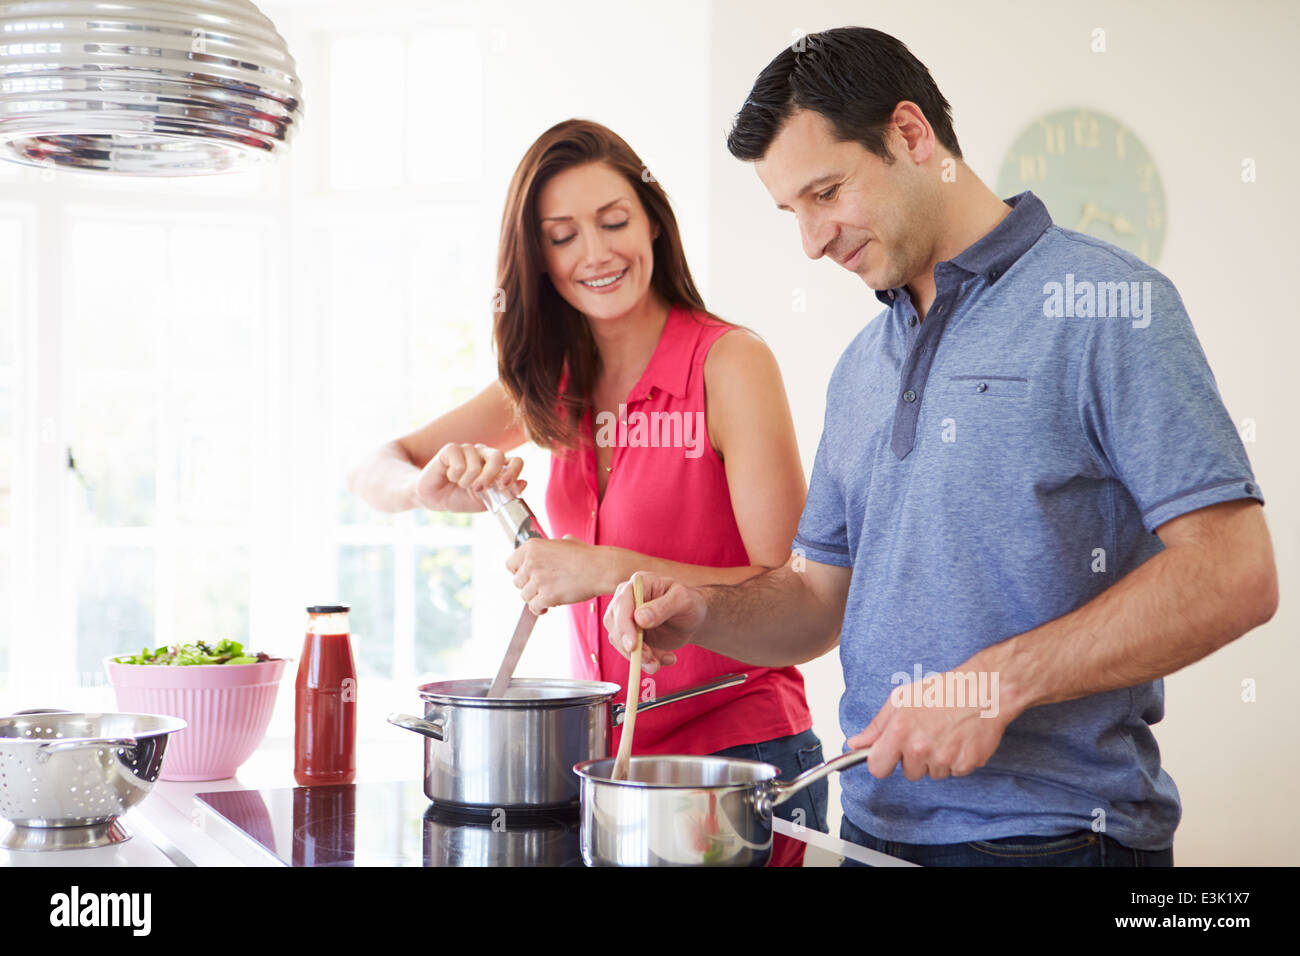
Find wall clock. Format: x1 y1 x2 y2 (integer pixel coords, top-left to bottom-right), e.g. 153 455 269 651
995 108 1166 265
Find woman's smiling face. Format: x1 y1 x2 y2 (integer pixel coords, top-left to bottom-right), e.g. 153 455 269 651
537 161 660 321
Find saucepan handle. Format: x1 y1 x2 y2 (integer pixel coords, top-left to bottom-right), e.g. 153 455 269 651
613 672 747 726
763 748 872 814
387 712 447 742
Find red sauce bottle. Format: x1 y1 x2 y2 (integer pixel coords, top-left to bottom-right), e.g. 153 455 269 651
294 605 357 786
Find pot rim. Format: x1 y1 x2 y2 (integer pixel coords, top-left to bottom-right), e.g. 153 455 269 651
417 677 622 709
573 755 780 790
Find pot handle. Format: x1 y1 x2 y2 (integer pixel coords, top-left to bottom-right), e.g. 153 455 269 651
387 712 447 742
763 748 872 814
612 672 747 726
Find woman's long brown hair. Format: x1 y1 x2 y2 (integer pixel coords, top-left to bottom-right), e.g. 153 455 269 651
493 119 722 451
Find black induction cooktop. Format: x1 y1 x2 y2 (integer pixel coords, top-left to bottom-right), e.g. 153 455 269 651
195 780 583 867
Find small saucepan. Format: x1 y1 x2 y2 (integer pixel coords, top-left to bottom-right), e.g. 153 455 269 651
572 749 872 866
388 673 746 813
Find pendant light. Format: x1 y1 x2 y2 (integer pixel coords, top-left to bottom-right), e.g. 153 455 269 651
0 0 303 176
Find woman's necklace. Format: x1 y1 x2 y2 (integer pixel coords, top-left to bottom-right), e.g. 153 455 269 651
596 399 624 474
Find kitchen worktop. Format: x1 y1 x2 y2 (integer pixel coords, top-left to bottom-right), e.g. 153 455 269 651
0 737 911 867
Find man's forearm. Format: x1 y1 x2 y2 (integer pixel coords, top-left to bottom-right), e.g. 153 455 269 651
689 562 843 667
975 522 1277 721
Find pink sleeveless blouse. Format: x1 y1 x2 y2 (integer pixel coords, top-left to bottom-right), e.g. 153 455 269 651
544 303 812 756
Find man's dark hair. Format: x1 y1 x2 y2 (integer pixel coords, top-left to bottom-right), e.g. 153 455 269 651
727 27 962 164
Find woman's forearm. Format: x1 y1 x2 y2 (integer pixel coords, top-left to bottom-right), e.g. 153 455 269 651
348 442 419 513
598 546 775 596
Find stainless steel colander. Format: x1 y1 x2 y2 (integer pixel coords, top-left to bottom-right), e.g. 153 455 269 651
0 709 187 851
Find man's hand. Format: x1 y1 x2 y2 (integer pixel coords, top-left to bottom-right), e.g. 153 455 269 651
847 670 1016 781
603 572 707 674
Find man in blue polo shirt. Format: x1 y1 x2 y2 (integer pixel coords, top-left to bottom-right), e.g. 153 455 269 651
603 26 1278 867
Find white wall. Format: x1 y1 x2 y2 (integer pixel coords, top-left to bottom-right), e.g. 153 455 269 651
705 0 1299 864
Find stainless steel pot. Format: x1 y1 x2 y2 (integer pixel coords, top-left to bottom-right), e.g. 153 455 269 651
422 803 581 867
573 749 872 867
387 673 745 812
0 709 187 851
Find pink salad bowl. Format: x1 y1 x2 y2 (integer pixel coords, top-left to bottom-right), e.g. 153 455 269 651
105 657 287 781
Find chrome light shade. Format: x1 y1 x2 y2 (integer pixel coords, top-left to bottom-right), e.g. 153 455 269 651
0 0 303 176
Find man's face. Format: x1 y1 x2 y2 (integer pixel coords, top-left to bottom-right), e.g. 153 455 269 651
755 108 937 292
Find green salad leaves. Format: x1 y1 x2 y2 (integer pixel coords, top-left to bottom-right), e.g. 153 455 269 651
114 639 270 666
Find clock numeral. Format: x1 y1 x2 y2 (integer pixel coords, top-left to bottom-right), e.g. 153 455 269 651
1018 153 1047 183
1139 238 1150 260
1115 129 1126 160
1073 112 1099 148
1137 163 1155 193
1042 122 1066 154
1146 203 1164 230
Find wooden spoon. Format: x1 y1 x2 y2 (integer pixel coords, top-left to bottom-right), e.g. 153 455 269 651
610 574 645 782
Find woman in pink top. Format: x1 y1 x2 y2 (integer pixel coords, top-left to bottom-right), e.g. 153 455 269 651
350 119 824 865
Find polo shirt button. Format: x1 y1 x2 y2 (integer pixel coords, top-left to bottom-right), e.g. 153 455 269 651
975 382 988 393
1245 482 1255 494
907 316 917 327
903 389 917 403
590 652 598 664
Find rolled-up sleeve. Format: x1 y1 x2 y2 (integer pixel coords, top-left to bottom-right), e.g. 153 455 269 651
1078 268 1264 533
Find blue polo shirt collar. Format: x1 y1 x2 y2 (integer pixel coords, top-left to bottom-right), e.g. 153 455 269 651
874 191 1054 307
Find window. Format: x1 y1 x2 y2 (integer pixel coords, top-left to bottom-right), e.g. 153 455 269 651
327 27 484 190
0 214 21 686
0 6 569 731
63 212 270 677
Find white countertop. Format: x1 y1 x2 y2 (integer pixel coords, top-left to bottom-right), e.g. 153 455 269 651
0 736 416 867
0 735 911 867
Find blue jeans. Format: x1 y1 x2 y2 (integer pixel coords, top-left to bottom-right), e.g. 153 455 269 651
839 815 1174 867
712 728 830 835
